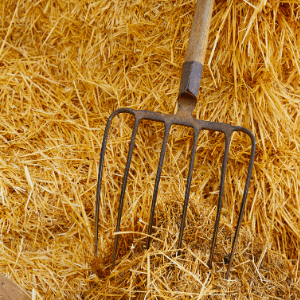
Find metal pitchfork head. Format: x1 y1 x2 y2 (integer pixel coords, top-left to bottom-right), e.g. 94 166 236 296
94 0 256 279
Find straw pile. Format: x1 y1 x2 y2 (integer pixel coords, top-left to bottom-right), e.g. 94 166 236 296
0 0 299 298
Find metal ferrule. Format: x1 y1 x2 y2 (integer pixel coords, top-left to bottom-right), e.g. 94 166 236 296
178 61 203 99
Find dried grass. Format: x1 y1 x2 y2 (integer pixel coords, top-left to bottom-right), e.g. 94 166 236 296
0 0 300 299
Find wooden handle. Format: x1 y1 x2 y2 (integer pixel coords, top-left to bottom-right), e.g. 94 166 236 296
185 0 214 64
178 0 214 100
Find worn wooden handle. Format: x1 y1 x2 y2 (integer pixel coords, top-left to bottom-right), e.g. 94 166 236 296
185 0 214 64
178 0 214 99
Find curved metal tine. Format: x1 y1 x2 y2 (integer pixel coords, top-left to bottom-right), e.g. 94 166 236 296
225 130 256 279
94 113 117 257
110 117 140 264
146 123 171 249
208 132 231 268
177 128 200 254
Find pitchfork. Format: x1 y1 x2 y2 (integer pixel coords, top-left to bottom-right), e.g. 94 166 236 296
94 0 256 279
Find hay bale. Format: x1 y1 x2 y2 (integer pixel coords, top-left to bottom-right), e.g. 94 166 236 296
0 0 299 298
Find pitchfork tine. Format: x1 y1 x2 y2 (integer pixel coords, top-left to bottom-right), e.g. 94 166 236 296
177 128 200 252
111 118 140 263
146 123 171 249
208 133 231 268
94 112 117 257
225 129 256 279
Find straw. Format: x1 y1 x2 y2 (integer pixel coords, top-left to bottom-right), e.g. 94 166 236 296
0 0 299 298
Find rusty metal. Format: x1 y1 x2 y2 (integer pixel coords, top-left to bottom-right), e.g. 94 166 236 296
179 61 203 98
94 1 256 280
